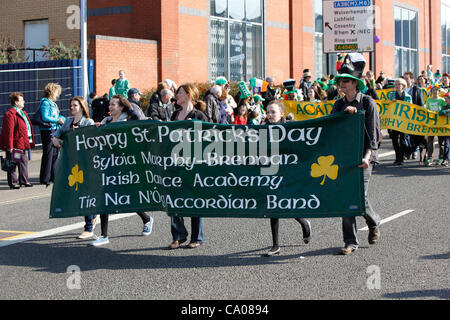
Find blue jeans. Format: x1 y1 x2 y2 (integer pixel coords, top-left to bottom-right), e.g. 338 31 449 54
84 215 97 232
444 136 450 161
342 164 381 247
171 216 204 243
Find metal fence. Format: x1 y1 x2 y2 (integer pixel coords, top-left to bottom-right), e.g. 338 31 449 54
0 59 94 145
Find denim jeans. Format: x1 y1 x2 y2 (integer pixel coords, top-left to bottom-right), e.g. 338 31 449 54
171 216 204 243
444 136 450 161
342 164 381 247
84 215 97 232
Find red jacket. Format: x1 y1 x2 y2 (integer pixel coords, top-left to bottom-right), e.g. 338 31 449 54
0 107 35 151
233 116 247 125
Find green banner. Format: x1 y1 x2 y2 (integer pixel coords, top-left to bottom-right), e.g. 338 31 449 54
50 112 366 219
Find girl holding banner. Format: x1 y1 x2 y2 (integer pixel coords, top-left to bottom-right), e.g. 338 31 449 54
389 78 412 166
90 96 154 247
51 97 97 240
169 84 208 249
263 100 311 257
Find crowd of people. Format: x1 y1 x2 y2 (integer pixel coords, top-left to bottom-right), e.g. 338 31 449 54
0 61 449 256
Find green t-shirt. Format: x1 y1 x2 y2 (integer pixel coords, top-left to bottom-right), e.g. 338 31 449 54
425 97 446 112
114 79 130 98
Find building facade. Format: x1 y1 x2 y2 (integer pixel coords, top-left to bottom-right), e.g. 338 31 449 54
0 0 448 93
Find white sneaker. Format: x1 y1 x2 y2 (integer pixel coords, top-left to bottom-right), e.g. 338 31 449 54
90 236 109 247
142 217 153 236
77 231 95 240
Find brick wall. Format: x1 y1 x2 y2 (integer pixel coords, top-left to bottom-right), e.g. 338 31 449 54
0 0 79 48
89 35 158 96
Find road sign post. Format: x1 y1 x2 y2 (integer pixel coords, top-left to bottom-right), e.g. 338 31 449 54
323 0 375 54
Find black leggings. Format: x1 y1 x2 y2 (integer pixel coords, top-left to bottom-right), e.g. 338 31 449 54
100 212 151 237
270 218 309 247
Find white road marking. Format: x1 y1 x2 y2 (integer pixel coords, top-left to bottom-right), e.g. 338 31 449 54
378 151 395 158
1 194 50 205
0 213 136 248
359 210 415 231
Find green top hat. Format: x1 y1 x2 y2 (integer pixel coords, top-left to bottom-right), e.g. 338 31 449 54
238 81 252 99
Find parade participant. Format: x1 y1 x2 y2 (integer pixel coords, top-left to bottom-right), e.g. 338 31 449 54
248 105 262 125
235 81 252 115
90 95 154 247
127 88 147 119
375 71 386 89
150 89 176 121
389 78 412 165
263 100 311 256
109 79 117 100
440 73 450 91
233 103 248 125
404 72 425 160
91 93 110 123
218 83 235 124
332 53 381 255
424 86 447 166
38 83 66 187
299 70 312 98
441 92 450 166
114 70 130 98
0 92 35 189
169 83 207 249
434 68 442 82
366 71 376 89
262 76 278 108
164 79 178 94
306 88 320 102
426 65 433 81
253 94 266 116
204 85 222 123
51 97 97 239
311 82 327 101
148 82 170 117
283 79 303 101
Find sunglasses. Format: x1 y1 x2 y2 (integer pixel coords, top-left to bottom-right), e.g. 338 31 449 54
340 78 352 83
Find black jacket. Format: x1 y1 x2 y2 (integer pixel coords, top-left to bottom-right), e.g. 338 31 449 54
91 95 110 122
147 92 162 117
331 92 381 163
408 85 424 106
171 105 208 122
151 102 177 121
204 93 221 123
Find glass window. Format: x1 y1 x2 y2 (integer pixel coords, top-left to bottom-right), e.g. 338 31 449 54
314 0 323 33
393 6 418 77
442 1 450 73
402 9 410 48
209 0 264 81
229 0 245 20
210 19 228 78
246 0 262 23
211 0 227 18
246 24 263 79
394 7 402 46
24 19 49 62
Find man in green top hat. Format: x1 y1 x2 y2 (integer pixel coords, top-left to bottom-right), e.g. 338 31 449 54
331 52 382 256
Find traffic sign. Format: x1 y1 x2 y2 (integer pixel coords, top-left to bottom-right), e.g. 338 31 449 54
323 0 375 53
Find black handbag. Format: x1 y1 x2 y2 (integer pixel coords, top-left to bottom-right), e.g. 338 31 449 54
31 107 52 128
1 155 16 172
